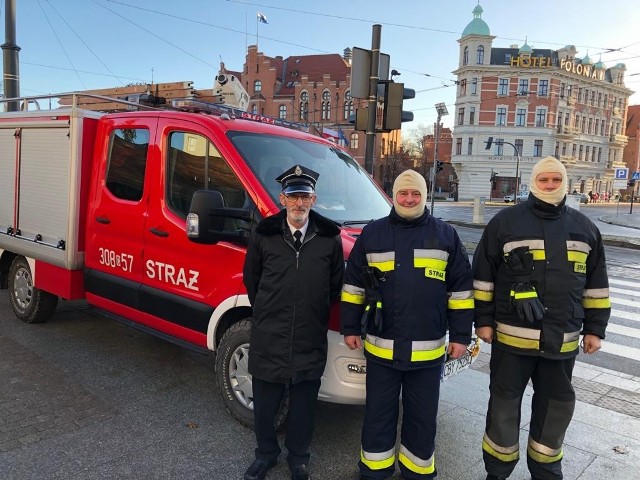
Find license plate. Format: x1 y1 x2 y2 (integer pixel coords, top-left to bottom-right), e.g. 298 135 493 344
442 350 475 380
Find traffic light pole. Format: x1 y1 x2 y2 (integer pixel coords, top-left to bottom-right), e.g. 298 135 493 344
364 24 381 175
429 113 441 214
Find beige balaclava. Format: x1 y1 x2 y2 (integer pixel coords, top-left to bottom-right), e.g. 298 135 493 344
392 169 428 219
529 156 568 206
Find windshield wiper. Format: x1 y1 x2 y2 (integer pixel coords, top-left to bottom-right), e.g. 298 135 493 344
341 220 375 226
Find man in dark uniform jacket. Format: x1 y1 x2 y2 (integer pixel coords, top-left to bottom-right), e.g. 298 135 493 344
242 165 344 480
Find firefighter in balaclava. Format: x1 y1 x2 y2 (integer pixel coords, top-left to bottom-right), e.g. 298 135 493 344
473 156 610 480
341 169 474 480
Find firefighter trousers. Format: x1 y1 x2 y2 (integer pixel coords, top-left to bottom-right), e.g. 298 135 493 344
483 347 576 480
359 360 441 480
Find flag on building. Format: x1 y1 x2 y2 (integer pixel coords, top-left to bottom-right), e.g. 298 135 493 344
338 127 350 147
257 12 268 24
321 127 340 143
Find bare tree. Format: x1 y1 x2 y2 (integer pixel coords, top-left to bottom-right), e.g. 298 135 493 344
402 124 433 178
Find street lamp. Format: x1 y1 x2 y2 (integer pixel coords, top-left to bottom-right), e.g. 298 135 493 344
430 102 449 213
485 137 521 201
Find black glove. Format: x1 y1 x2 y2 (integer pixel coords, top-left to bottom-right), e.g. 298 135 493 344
360 297 383 339
511 282 545 323
504 246 534 277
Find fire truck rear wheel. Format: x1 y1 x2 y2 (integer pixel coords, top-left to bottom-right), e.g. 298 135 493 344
8 256 58 323
216 319 288 430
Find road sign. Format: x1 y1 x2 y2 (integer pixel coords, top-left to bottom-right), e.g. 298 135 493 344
633 171 640 181
615 168 629 179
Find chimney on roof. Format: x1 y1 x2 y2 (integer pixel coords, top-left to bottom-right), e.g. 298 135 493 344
343 47 352 64
510 44 518 48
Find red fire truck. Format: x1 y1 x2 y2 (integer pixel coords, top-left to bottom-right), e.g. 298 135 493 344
0 94 479 427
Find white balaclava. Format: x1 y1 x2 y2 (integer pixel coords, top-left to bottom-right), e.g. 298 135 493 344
392 169 428 219
529 156 568 206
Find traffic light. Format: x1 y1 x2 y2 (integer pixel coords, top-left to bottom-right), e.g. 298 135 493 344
379 81 415 131
436 160 444 173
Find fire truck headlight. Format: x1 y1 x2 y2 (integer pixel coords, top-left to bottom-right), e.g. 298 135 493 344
186 213 199 237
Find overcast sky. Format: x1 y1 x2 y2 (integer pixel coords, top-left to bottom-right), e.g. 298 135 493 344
8 0 640 128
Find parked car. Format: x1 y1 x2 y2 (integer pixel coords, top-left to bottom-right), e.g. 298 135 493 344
579 193 589 204
503 192 529 203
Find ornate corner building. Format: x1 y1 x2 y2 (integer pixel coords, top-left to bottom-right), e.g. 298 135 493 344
451 3 634 200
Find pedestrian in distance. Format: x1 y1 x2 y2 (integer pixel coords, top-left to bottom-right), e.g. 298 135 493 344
340 169 474 480
242 164 345 480
473 156 611 480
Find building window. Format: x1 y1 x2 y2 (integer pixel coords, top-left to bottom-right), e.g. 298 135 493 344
459 79 467 96
476 45 485 64
555 142 559 158
585 146 591 161
538 79 549 96
469 107 475 125
278 105 287 119
495 138 504 156
516 108 527 126
575 114 580 129
458 107 465 125
467 138 473 155
515 139 523 155
572 144 577 157
300 91 309 121
252 104 258 114
534 140 543 157
592 147 597 162
588 118 593 134
471 78 478 95
579 145 584 160
562 142 567 155
498 78 509 96
518 78 529 96
456 138 462 155
564 112 570 125
463 46 469 66
321 90 331 120
254 80 262 93
535 108 547 127
560 82 566 98
350 132 359 150
343 90 353 120
597 92 602 107
590 91 596 105
600 120 606 136
597 147 602 162
496 107 507 126
581 116 586 133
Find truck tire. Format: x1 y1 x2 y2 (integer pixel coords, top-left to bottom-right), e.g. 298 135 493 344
215 319 287 429
8 256 58 323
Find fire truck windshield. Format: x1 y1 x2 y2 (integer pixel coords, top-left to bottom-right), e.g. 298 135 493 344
229 132 391 224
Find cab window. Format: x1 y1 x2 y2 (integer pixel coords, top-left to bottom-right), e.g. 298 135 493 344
105 128 149 201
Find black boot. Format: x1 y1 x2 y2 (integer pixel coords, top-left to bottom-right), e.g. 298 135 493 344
244 458 277 480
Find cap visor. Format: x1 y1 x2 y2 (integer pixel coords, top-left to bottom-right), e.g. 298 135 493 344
282 184 314 194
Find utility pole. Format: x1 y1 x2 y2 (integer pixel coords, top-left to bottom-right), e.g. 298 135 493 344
364 25 381 175
2 0 20 111
429 103 448 214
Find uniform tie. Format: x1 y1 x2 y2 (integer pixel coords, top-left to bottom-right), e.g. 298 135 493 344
293 230 302 251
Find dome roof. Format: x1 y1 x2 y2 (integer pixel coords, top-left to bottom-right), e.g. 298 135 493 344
582 52 593 65
519 40 533 54
594 57 606 69
462 3 490 37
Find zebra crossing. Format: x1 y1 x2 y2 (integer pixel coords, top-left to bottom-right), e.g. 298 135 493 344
588 276 640 370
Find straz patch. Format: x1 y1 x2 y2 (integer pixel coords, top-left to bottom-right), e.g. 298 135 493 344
425 268 446 281
574 262 587 274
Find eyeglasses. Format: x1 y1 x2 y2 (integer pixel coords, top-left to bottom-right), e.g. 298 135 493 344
284 194 314 204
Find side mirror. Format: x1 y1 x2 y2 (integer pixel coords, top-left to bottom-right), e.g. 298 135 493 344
187 190 253 244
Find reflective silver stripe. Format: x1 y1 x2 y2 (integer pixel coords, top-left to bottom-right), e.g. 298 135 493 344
414 249 449 261
504 239 545 253
528 436 562 457
449 290 474 300
566 240 591 254
563 330 580 343
584 287 609 298
366 334 394 350
496 322 541 340
473 279 494 291
342 283 365 295
399 444 434 468
484 433 519 454
412 336 446 351
362 447 396 461
366 252 395 263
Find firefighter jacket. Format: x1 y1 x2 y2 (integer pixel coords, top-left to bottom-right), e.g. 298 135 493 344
340 208 474 370
243 209 344 384
473 196 610 359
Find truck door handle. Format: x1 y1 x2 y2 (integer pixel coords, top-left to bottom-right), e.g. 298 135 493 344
96 216 110 224
150 227 169 238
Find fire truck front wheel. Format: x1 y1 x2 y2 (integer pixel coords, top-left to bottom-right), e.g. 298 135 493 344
8 256 58 323
215 319 288 430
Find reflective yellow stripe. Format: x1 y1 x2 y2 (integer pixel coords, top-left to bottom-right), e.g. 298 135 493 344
448 298 474 310
398 447 435 475
582 297 611 308
510 290 538 300
531 249 546 260
414 258 448 270
567 251 588 263
527 445 563 464
560 339 579 353
411 345 446 362
482 439 520 462
474 289 493 302
364 340 393 360
341 291 365 304
360 449 395 470
496 331 540 350
369 260 395 272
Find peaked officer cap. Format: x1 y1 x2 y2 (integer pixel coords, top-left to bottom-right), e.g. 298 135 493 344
275 164 319 194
